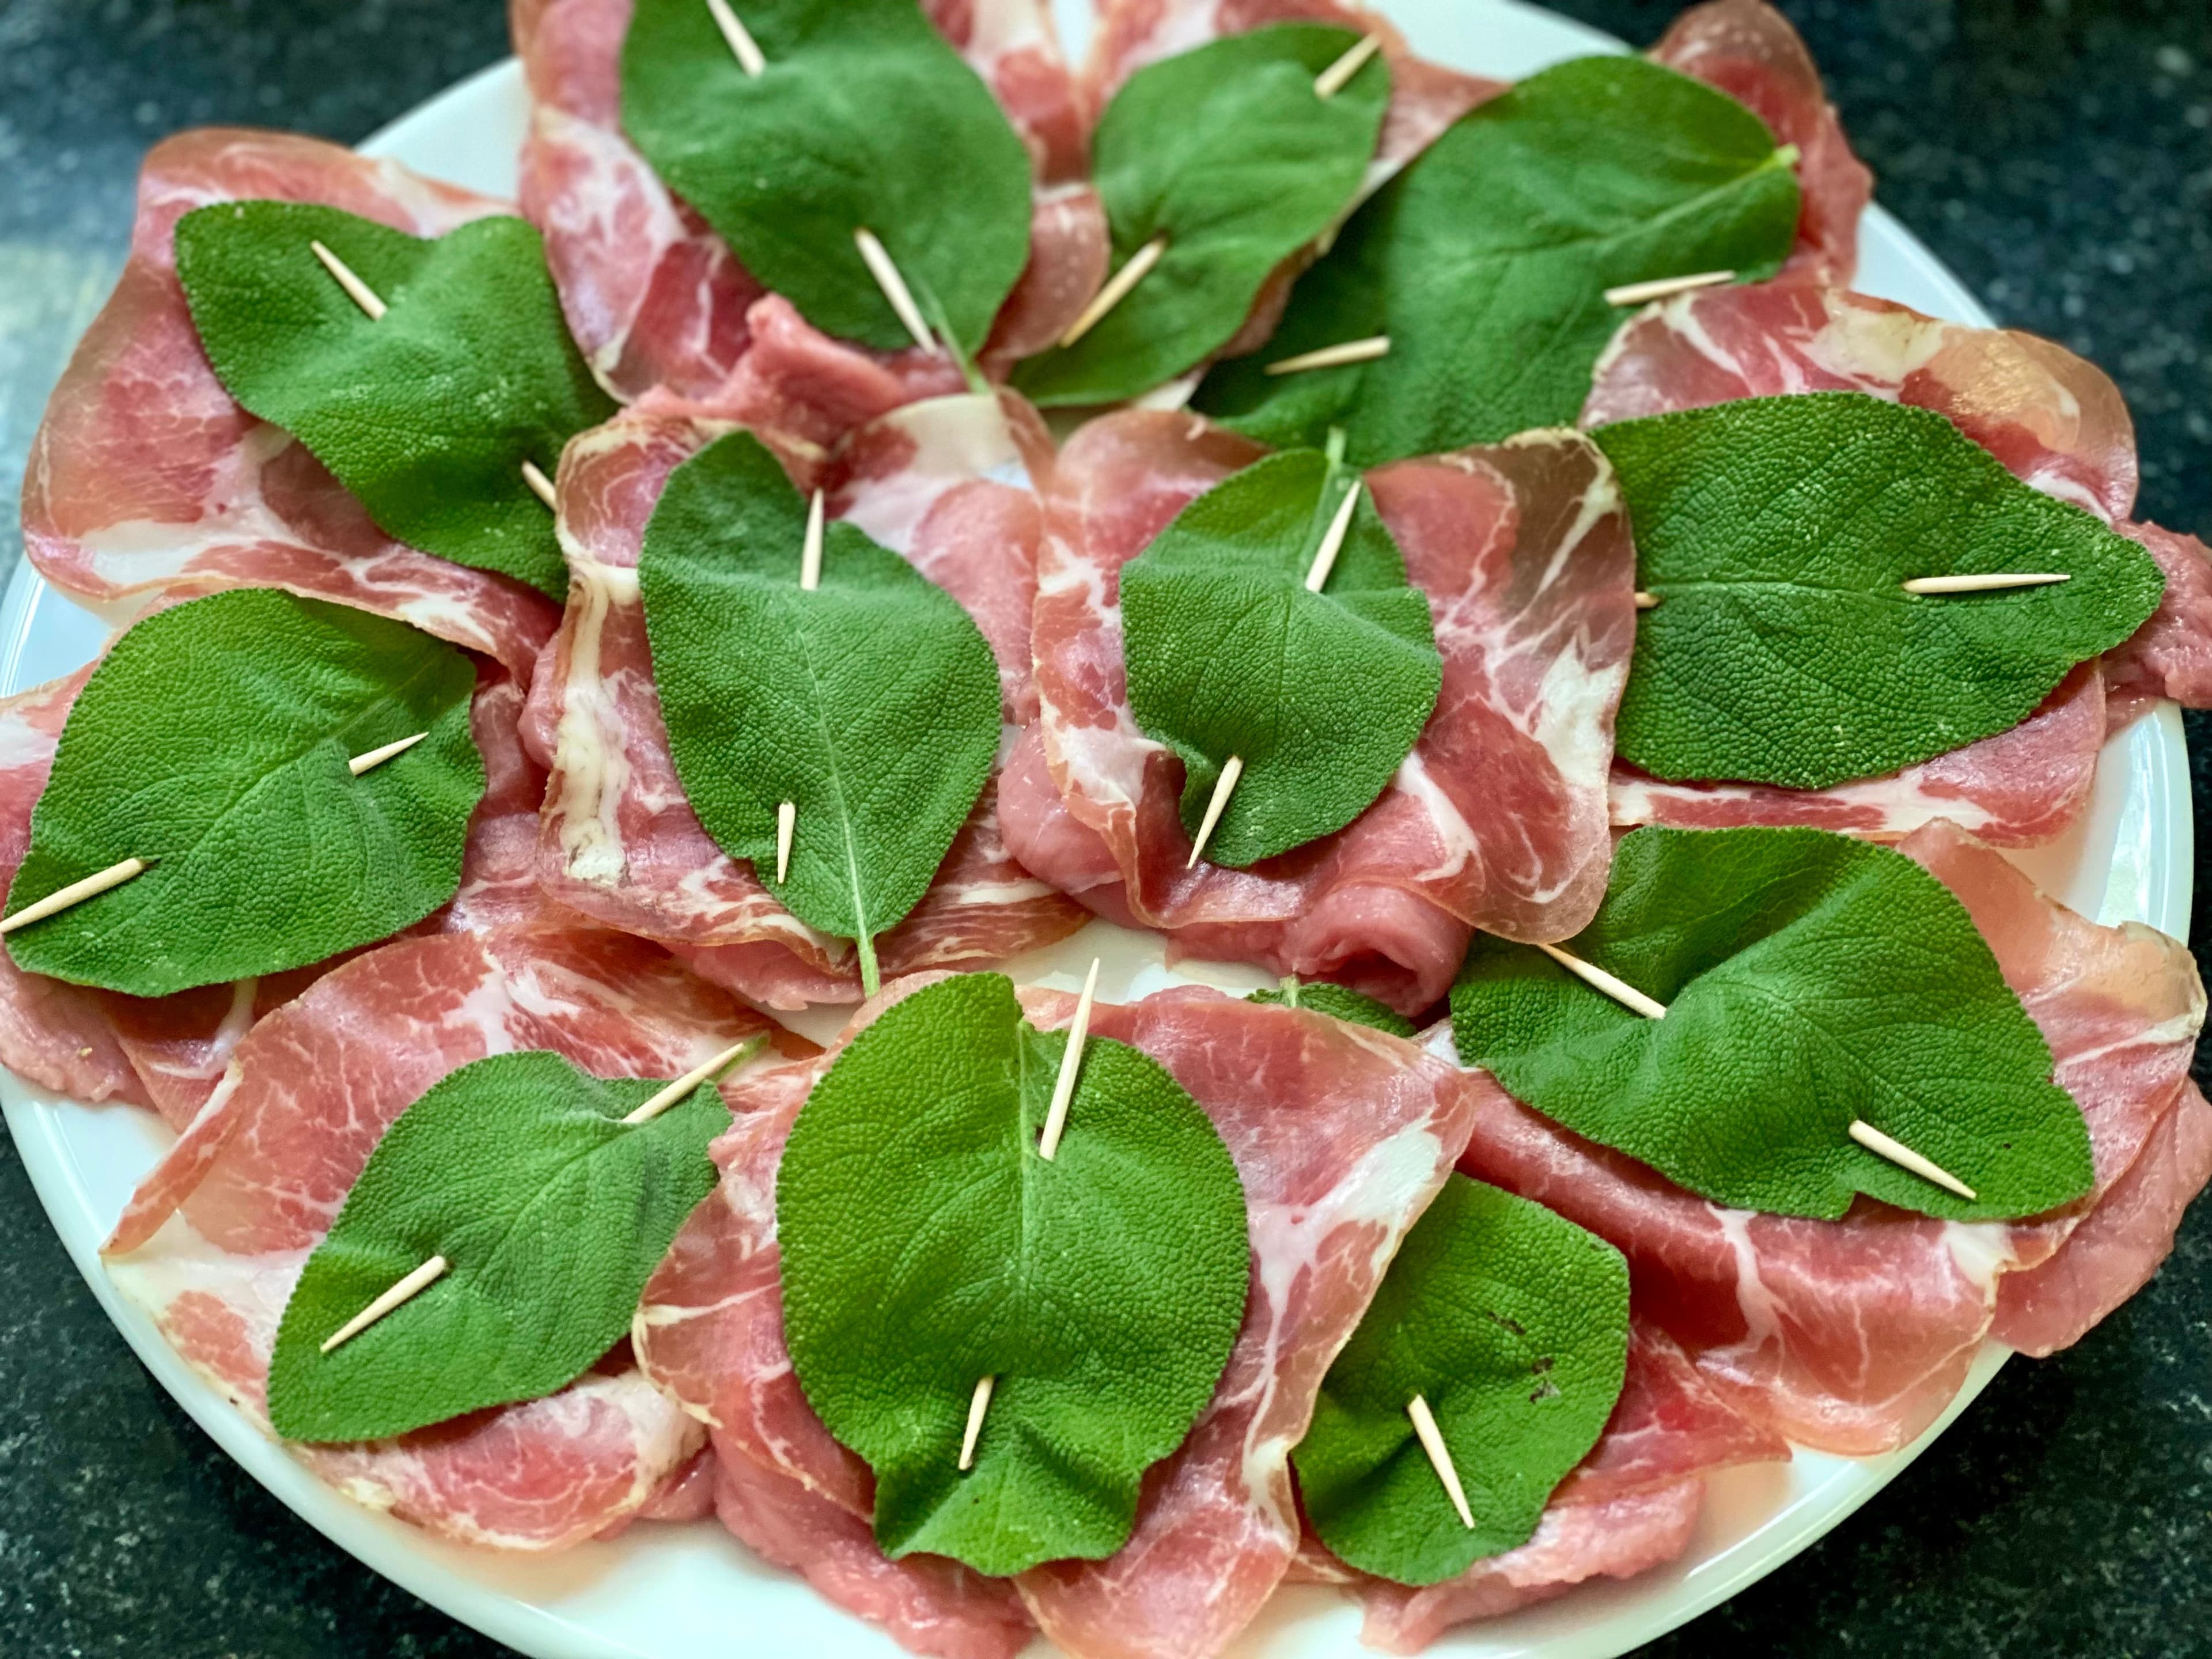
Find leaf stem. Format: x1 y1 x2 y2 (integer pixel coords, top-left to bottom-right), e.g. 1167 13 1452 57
857 929 881 1000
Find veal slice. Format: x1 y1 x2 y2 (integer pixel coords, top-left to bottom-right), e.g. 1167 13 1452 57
103 924 782 1549
1449 819 2209 1453
21 129 560 681
518 392 1084 1010
1001 409 1635 1016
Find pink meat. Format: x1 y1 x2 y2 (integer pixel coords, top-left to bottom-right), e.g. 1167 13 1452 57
0 649 558 1129
2105 520 2212 726
512 0 1107 407
21 130 561 683
1313 1325 1789 1649
1650 0 1873 283
1452 818 2209 1454
639 978 1480 1659
1002 410 1636 1016
519 393 1085 1010
102 923 782 1548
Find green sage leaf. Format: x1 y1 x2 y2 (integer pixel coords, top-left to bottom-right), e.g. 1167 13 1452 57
1451 825 2095 1221
621 0 1033 357
1294 1175 1629 1585
778 972 1249 1575
175 202 617 600
1192 56 1800 464
1121 448 1441 868
1593 392 2166 789
268 1049 738 1442
1012 23 1388 407
638 432 1000 995
5 588 482 999
1248 978 1416 1037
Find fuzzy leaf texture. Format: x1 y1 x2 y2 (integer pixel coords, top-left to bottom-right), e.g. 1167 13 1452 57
1192 56 1801 463
1452 825 2095 1221
1593 393 2166 788
638 432 1000 994
1121 448 1441 867
777 973 1250 1575
1248 978 1416 1037
5 589 482 998
621 0 1032 356
1295 1175 1630 1585
1013 23 1388 406
267 1050 736 1441
175 202 616 599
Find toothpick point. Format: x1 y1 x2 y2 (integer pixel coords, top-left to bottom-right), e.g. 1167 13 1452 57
1185 755 1245 869
320 1254 449 1354
1406 1394 1475 1529
1264 335 1391 376
1849 1119 1978 1201
959 1373 995 1471
1037 957 1100 1162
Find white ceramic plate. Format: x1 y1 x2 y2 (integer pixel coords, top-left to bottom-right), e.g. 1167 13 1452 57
3 3 2194 1656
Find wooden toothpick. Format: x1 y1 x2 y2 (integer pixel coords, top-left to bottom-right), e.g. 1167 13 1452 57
308 240 555 509
1266 335 1390 376
1603 269 1736 308
1305 480 1362 593
1634 591 1660 611
1314 33 1384 99
1037 957 1100 1162
320 1255 448 1354
703 0 767 76
1900 573 2070 596
1 731 433 938
775 800 796 884
1533 942 1979 1200
1185 754 1244 870
621 1033 764 1125
1405 1394 1474 1529
959 1373 995 1471
801 489 825 592
854 228 939 355
1059 234 1168 348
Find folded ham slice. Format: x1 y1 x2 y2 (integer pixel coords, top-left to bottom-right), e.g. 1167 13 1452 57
511 0 1106 417
638 976 1482 1659
1586 279 2212 839
1451 818 2210 1454
1000 410 1637 1016
102 923 781 1548
518 391 1085 1009
1300 1324 1790 1650
0 647 556 1129
21 128 561 683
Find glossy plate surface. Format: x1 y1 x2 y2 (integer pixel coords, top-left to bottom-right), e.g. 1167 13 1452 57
2 3 2192 1656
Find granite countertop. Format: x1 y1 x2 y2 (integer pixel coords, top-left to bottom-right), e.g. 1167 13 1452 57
1 2 2206 1655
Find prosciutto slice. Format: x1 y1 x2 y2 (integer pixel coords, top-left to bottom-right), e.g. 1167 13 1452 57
1451 817 2210 1453
1301 1325 1790 1650
1586 280 2212 839
21 128 560 682
101 923 779 1550
0 649 556 1129
1001 410 1637 1016
638 976 1481 1659
519 391 1085 1010
512 0 1106 415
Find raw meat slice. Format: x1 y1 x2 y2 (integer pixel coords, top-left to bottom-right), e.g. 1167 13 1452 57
639 978 1480 1659
520 392 1085 1009
1650 0 1872 284
1002 410 1636 1016
2105 520 2212 727
0 649 557 1128
1608 662 2106 847
512 0 1106 408
1309 1325 1789 1649
103 923 778 1550
21 129 561 682
1449 819 2209 1454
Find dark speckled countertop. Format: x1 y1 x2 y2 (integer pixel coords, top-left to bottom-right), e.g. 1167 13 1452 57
1 2 2207 1655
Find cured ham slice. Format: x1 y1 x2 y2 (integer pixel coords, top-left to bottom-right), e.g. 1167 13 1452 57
639 976 1482 1659
21 129 560 682
102 923 778 1550
1001 410 1637 1016
1650 1 1873 284
1302 1325 1789 1650
0 649 556 1129
1450 818 2209 1454
2105 520 2212 726
512 0 1106 413
519 392 1085 1010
